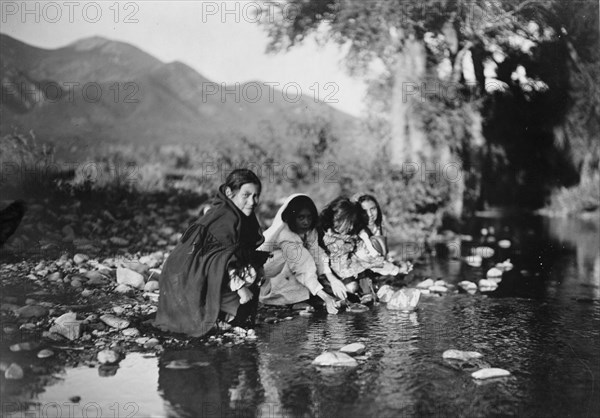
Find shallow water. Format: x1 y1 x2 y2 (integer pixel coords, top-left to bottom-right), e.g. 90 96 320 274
3 215 600 417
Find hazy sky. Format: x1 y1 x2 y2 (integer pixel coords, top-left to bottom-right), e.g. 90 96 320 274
1 0 367 116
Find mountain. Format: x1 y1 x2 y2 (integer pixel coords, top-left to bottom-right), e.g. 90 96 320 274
0 34 358 155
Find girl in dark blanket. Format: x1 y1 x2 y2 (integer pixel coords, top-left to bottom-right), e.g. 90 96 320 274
154 169 269 337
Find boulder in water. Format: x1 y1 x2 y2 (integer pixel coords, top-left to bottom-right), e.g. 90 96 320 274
442 349 483 361
387 288 420 312
312 352 358 367
471 368 511 379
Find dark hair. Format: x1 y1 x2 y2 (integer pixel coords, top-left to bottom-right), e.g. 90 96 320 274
357 194 383 230
320 197 366 236
281 195 319 233
224 169 262 196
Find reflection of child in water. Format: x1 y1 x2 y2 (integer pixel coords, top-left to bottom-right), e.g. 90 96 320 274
320 197 399 301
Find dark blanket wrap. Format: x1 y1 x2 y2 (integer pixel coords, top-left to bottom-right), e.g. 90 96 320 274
154 186 265 337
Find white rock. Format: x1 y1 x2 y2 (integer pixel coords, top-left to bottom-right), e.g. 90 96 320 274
139 255 160 268
496 259 514 272
442 349 483 361
144 281 159 292
498 240 511 249
486 267 503 279
478 279 499 291
50 312 82 340
5 363 24 379
121 328 140 337
312 352 358 367
73 254 89 264
37 349 54 359
122 262 149 275
387 288 421 311
471 368 511 379
100 314 130 330
465 255 482 267
114 284 133 294
473 246 495 258
434 280 447 286
376 285 395 303
416 279 434 289
429 285 448 294
97 349 120 364
458 281 477 293
116 268 145 290
340 343 366 356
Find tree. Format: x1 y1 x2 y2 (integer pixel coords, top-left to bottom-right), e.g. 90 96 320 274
260 0 548 216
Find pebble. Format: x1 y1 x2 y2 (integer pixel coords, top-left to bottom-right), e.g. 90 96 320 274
10 342 40 352
47 272 63 282
340 343 366 356
50 312 82 340
429 285 448 294
74 254 89 264
5 363 24 379
139 255 160 268
16 305 49 318
100 314 130 330
135 337 150 345
97 349 120 364
71 279 83 288
116 268 145 290
471 368 511 379
123 262 149 275
465 255 482 267
473 246 495 258
312 352 358 367
81 289 94 297
37 349 55 359
376 285 395 303
486 267 503 279
458 281 477 293
498 239 511 249
114 284 133 294
416 279 434 289
143 338 160 349
478 279 499 292
112 306 126 315
144 281 159 292
442 349 483 361
387 289 421 312
121 328 140 337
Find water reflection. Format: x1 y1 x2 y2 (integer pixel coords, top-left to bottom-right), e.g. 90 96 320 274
158 346 264 418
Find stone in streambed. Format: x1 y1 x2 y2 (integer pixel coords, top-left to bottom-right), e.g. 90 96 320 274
387 288 421 312
114 284 133 294
376 285 395 303
37 349 55 359
97 349 120 364
122 262 149 275
5 363 24 379
340 343 366 356
471 368 511 380
10 342 40 352
100 314 130 330
73 254 89 264
116 268 145 290
442 349 483 361
312 352 358 367
15 305 48 318
49 312 82 340
144 281 159 292
416 279 434 289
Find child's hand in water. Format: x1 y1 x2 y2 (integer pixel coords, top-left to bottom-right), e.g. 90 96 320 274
328 276 348 300
237 287 253 304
